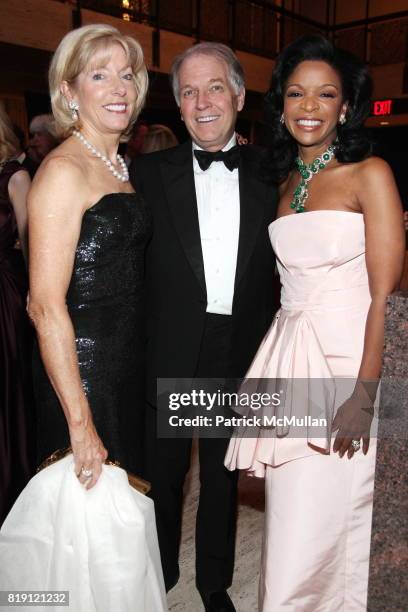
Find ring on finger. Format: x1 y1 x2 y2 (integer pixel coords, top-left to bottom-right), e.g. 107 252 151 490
351 439 361 452
80 467 93 478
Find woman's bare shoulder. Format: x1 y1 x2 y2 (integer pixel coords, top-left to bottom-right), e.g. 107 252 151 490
8 167 30 190
35 142 86 184
349 156 401 217
30 142 90 211
351 155 393 181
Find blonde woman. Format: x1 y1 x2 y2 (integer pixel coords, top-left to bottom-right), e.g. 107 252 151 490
28 24 151 484
1 24 167 610
0 103 33 525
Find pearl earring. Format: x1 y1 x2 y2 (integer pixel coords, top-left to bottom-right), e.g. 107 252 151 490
69 100 79 121
339 114 346 125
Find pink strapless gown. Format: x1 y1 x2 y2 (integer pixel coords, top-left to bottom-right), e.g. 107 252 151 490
226 211 376 611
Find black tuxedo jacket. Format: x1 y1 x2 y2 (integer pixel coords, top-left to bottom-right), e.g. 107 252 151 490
130 140 279 404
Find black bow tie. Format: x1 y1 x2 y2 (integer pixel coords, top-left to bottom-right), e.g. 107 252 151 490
194 145 240 172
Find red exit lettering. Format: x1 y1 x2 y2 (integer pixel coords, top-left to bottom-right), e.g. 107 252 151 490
373 100 393 116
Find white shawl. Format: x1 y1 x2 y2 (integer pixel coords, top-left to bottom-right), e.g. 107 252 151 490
0 456 167 611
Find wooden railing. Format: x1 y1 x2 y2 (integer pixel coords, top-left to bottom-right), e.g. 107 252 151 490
60 1 408 65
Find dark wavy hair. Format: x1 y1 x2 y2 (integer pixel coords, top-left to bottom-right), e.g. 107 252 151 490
264 34 373 183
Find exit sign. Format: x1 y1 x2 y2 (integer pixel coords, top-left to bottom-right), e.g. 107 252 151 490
372 100 393 116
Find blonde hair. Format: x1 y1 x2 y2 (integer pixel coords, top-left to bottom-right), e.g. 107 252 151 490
141 124 178 153
49 24 148 139
0 102 20 164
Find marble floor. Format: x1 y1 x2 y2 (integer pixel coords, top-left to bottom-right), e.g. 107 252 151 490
168 442 265 612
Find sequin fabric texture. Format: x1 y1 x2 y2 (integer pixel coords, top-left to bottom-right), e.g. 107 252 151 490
34 193 152 472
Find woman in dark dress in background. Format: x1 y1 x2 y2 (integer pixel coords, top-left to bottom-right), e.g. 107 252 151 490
28 24 150 487
0 104 34 525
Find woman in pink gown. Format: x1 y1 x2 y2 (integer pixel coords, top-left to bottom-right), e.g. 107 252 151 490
226 35 405 611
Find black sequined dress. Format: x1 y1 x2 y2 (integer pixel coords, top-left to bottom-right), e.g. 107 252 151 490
34 193 151 473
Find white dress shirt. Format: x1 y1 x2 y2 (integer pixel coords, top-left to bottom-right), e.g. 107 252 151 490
193 135 240 315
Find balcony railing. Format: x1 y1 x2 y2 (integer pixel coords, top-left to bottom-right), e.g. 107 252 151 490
68 0 408 65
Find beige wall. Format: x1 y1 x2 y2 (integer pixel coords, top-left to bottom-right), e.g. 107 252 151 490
81 9 154 67
0 0 276 94
158 30 192 75
236 51 274 93
0 0 154 63
0 0 71 52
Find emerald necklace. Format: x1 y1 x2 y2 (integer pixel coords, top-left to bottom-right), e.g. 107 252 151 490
290 144 336 213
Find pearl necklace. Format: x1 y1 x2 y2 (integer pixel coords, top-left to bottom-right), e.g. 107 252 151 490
290 144 335 213
73 129 129 183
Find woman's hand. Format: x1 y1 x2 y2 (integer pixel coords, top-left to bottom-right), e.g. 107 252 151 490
332 386 374 459
69 419 108 489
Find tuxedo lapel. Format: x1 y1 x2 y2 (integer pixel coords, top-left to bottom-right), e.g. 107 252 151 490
159 141 206 296
234 146 267 291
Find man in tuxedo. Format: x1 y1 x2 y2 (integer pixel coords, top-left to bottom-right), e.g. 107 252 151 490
130 42 278 612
